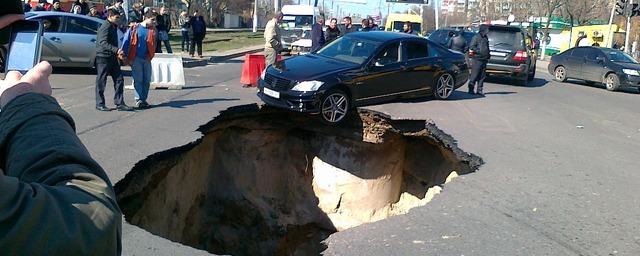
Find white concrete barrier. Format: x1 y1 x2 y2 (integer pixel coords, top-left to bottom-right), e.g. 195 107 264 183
126 53 185 90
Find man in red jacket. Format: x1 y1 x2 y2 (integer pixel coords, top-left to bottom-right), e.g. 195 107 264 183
121 11 157 109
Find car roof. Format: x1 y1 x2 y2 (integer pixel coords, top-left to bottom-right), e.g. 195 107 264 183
344 31 421 42
484 24 523 31
26 11 104 23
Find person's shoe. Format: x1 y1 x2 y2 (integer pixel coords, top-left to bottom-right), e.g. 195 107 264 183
116 104 134 111
198 55 203 59
140 101 151 109
96 105 111 111
468 89 475 95
476 90 484 96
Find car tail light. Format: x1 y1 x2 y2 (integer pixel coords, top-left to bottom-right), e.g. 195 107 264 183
513 50 528 63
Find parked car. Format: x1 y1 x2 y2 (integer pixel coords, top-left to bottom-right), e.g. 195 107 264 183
427 28 475 49
549 46 640 92
23 12 101 68
484 25 538 86
257 32 469 124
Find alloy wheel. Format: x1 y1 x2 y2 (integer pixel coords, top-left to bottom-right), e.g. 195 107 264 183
436 73 454 99
321 92 349 123
555 67 565 81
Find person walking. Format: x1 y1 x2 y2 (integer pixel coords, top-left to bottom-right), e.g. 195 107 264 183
403 21 416 35
341 16 356 35
189 10 206 58
155 6 172 53
448 31 468 53
325 18 340 44
264 11 283 67
178 11 190 52
467 25 490 96
311 17 325 52
121 11 157 109
95 8 131 111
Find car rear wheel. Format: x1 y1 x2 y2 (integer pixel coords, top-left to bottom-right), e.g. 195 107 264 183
605 73 620 91
434 73 455 99
554 66 567 82
320 89 350 124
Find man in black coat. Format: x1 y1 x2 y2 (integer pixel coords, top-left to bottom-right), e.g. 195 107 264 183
448 31 468 53
94 9 132 111
467 25 490 95
311 17 325 52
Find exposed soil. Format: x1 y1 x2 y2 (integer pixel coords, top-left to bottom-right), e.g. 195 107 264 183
115 105 483 255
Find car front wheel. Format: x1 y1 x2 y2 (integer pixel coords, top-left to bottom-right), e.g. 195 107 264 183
434 73 455 99
320 89 350 124
554 66 567 82
605 73 620 91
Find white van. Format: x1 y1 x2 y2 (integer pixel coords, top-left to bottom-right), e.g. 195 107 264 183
280 5 320 52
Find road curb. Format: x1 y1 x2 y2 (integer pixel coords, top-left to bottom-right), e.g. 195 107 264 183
182 47 263 68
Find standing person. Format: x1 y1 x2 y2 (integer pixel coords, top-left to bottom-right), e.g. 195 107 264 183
341 16 356 35
121 11 157 109
87 7 103 19
23 0 31 12
51 0 63 11
71 0 89 15
189 10 206 58
325 18 340 44
361 19 371 32
95 8 132 111
263 11 283 67
448 31 468 53
128 3 143 24
403 21 416 35
33 0 47 11
155 6 172 53
310 17 325 52
179 11 190 52
368 17 378 30
71 4 81 14
467 25 490 96
112 0 127 30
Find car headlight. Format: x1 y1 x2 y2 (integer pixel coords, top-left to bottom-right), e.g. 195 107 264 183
291 80 324 92
623 69 640 76
260 69 266 80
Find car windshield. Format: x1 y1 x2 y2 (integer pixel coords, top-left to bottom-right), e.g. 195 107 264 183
316 36 381 65
282 15 313 28
602 49 638 63
488 29 523 49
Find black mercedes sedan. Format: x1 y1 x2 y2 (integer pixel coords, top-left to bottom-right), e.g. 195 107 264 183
257 32 469 124
549 46 640 92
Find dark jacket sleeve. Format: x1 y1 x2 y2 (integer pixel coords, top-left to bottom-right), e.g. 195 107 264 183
0 93 122 255
469 35 478 52
447 38 454 49
97 22 118 55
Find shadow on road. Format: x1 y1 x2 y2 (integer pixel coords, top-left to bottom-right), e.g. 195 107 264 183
486 77 549 88
564 79 640 94
181 85 214 90
212 59 244 64
52 67 133 77
154 98 239 108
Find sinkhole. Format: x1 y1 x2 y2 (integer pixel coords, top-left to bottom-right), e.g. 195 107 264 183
114 104 483 256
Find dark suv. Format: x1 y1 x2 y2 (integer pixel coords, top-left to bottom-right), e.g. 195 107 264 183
427 28 475 49
484 25 538 86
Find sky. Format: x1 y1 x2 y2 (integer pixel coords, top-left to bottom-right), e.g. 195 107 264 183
294 0 423 17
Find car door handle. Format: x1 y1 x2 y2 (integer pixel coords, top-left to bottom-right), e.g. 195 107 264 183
50 37 61 42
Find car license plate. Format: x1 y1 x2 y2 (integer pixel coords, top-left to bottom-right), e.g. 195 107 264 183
263 87 280 99
491 52 507 57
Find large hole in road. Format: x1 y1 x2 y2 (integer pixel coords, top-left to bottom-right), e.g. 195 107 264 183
115 105 483 255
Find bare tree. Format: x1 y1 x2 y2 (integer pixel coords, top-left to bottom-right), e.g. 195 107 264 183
561 0 609 26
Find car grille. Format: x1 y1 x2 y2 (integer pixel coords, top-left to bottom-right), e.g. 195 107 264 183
264 73 293 90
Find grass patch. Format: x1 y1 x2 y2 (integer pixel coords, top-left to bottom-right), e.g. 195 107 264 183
168 31 263 53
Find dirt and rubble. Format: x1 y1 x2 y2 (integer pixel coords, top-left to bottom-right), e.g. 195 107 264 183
115 104 483 255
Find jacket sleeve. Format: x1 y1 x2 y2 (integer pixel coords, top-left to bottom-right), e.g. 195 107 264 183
469 35 478 52
0 93 122 255
98 22 119 54
447 38 453 49
121 27 132 56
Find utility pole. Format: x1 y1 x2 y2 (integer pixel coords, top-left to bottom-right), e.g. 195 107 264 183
253 0 258 32
607 0 617 47
275 0 280 12
625 0 634 53
434 0 439 29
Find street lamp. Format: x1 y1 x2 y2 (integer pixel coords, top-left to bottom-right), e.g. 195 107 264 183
253 0 258 33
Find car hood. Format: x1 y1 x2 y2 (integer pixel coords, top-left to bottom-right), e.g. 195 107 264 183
612 61 640 70
267 54 358 81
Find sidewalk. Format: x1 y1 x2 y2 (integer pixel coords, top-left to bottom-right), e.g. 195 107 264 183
180 45 264 68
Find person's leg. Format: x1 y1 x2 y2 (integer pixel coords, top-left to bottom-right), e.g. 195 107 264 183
95 57 109 108
264 48 276 67
131 58 144 103
155 35 162 53
467 58 481 94
141 60 152 103
197 37 203 57
181 31 187 51
163 31 173 53
109 56 125 106
189 37 196 57
476 61 487 95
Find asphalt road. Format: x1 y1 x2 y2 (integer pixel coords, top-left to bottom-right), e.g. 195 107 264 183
28 60 640 255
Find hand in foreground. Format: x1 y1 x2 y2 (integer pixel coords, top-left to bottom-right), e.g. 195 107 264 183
0 61 53 108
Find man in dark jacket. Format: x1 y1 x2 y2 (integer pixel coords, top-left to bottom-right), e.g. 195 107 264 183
95 8 132 111
467 25 490 95
311 17 325 52
448 31 468 53
403 21 416 35
325 18 340 44
0 61 123 255
71 0 89 15
341 16 356 35
155 6 172 53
